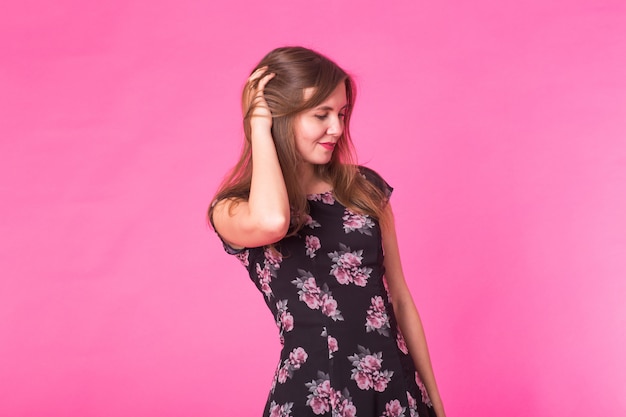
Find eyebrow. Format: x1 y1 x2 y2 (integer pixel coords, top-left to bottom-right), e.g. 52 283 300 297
315 104 349 111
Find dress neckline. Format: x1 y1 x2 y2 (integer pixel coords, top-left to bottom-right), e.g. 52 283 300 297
306 189 334 197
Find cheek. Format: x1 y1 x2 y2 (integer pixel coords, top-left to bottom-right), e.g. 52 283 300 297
295 122 320 144
293 119 307 142
293 131 309 155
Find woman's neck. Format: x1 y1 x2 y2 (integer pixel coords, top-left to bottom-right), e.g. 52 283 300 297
298 164 331 195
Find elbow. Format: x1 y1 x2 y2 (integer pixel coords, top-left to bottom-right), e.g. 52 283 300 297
257 214 290 241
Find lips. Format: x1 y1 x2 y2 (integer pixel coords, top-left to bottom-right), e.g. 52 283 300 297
319 142 336 151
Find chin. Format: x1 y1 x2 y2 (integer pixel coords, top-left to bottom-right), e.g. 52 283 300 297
303 156 332 166
319 154 335 164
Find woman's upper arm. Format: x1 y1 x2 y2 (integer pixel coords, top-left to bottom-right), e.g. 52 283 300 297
381 203 412 303
211 198 289 249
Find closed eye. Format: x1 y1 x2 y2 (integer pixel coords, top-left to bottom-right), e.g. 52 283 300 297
315 113 346 121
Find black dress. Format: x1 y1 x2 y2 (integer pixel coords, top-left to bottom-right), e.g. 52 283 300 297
216 167 436 417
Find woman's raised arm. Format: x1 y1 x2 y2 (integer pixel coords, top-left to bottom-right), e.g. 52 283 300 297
212 69 290 249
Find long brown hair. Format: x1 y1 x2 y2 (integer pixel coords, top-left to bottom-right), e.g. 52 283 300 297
210 46 387 235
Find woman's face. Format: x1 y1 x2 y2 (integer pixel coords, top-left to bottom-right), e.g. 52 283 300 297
293 82 348 168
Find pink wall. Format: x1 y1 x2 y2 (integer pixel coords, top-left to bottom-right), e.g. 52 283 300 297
2 0 625 416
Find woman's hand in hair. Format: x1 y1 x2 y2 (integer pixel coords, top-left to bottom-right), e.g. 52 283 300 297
243 67 275 132
213 67 288 249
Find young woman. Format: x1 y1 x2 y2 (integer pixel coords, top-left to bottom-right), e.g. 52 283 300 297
210 46 446 417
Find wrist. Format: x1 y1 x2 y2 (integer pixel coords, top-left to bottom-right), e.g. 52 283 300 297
250 128 275 145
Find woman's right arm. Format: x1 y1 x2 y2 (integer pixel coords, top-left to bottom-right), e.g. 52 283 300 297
211 69 290 249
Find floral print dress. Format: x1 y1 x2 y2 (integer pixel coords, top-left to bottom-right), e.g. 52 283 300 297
216 167 436 417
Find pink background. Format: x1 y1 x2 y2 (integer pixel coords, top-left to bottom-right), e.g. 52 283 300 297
2 0 625 416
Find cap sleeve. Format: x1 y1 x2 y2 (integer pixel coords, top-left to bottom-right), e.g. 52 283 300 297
209 199 246 255
358 166 393 201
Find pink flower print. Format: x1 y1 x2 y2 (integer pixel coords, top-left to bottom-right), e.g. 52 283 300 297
406 391 418 417
276 347 308 385
342 252 361 268
316 378 332 397
329 389 341 410
361 354 382 372
321 192 335 205
366 314 383 329
352 268 369 287
331 266 351 284
373 295 385 309
307 191 335 204
308 395 329 415
387 400 404 416
341 401 357 417
269 401 294 417
256 263 273 298
304 214 321 229
255 249 282 299
372 371 393 392
354 370 373 390
320 288 343 321
277 366 289 383
300 277 322 309
257 263 271 280
343 210 365 229
235 250 249 267
328 335 338 358
306 372 356 416
321 293 338 317
365 296 391 336
329 388 357 417
342 209 375 235
320 327 339 359
281 311 294 332
289 347 308 369
292 271 343 321
270 361 279 392
416 373 432 406
348 346 394 392
301 291 320 309
328 244 372 287
260 282 271 297
269 402 280 417
380 399 406 417
264 247 283 269
396 327 409 354
305 235 321 258
275 300 294 334
302 277 318 291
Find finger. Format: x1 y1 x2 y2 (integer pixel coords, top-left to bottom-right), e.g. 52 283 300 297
248 66 269 84
257 72 276 90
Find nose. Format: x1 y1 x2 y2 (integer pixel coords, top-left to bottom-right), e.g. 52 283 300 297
326 115 344 137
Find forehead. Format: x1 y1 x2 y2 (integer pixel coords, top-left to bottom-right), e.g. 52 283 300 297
303 82 347 107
